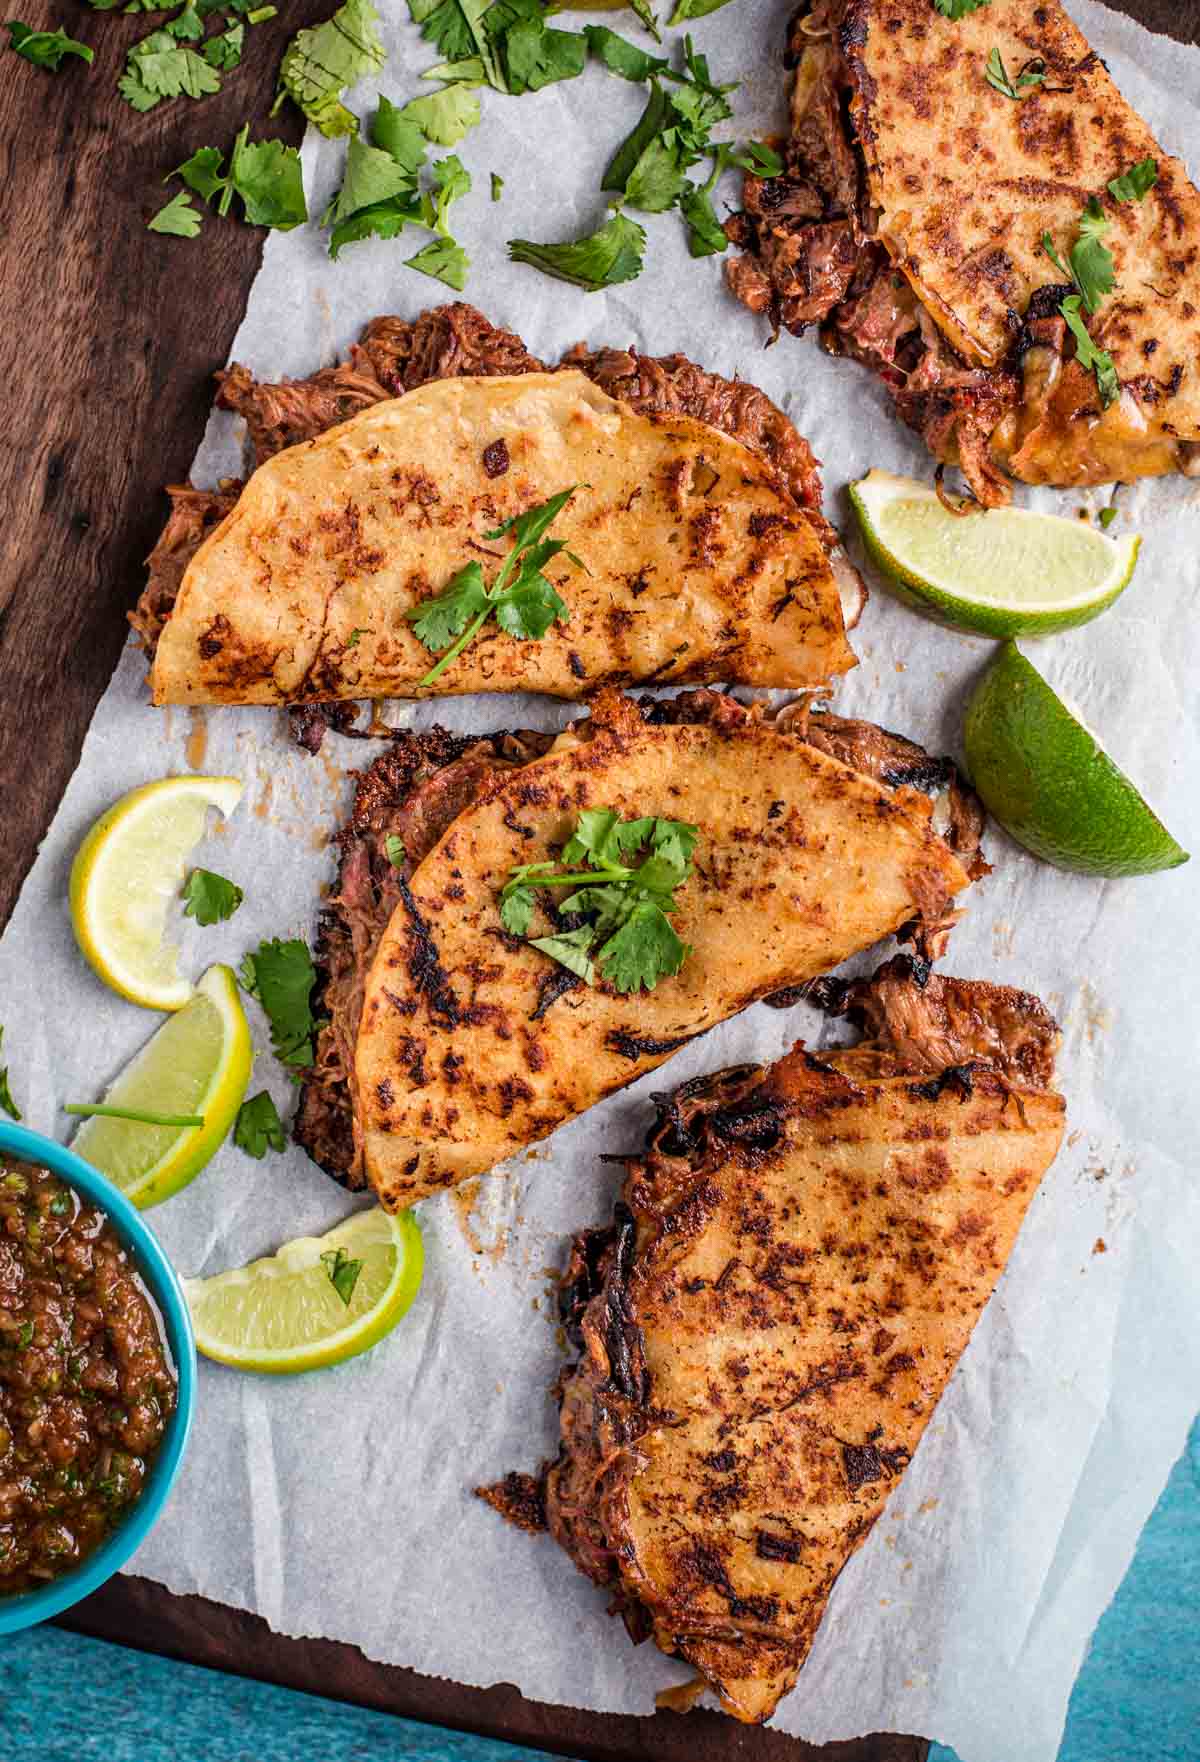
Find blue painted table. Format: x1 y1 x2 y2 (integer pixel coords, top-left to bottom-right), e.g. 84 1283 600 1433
2 1419 1196 1762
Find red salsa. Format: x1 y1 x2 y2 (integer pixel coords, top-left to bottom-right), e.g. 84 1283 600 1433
0 1155 177 1595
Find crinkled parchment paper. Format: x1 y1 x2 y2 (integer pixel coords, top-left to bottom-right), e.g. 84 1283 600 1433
2 4 1198 1757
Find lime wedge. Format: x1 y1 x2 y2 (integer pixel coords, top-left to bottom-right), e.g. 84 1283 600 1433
184 1208 424 1374
70 775 243 1011
964 643 1188 877
849 469 1139 635
70 965 253 1209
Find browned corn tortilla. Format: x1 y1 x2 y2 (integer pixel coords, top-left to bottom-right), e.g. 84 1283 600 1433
150 372 856 705
353 691 976 1209
483 957 1065 1723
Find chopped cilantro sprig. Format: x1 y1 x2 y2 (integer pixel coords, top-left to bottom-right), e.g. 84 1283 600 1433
500 808 699 995
163 125 308 234
183 867 244 925
983 47 1044 100
273 0 385 136
321 1245 363 1305
6 22 93 69
407 486 582 684
1039 163 1159 412
233 1090 286 1158
239 938 322 1074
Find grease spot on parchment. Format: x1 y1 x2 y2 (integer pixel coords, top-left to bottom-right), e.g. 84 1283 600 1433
185 708 209 772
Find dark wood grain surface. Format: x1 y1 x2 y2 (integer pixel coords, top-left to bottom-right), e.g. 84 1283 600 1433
2 1 1197 1758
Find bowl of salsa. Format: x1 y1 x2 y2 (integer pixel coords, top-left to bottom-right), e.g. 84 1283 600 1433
0 1120 195 1633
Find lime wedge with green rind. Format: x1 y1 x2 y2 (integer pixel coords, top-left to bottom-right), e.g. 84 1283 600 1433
964 642 1188 877
70 964 253 1209
850 469 1139 636
70 774 243 1011
184 1207 424 1374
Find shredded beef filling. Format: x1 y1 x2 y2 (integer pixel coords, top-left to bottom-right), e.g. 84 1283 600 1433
724 2 1025 507
132 302 860 654
296 689 985 1190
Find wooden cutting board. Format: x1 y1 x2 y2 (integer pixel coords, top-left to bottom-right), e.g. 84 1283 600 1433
2 3 1196 1757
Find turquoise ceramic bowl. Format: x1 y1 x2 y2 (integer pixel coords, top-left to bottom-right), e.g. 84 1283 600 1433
0 1120 195 1634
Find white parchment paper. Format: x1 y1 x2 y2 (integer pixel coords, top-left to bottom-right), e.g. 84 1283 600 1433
2 4 1199 1757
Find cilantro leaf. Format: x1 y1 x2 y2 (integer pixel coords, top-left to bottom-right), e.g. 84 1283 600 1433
233 1090 286 1158
183 867 244 923
562 808 625 867
583 25 666 82
245 937 320 1069
330 200 415 258
323 136 422 229
603 81 671 192
494 573 569 640
385 834 407 869
651 817 699 870
409 0 502 89
932 0 991 16
274 0 384 136
1108 157 1158 203
321 1246 363 1306
491 171 503 202
484 484 577 551
423 55 486 84
1072 197 1115 312
421 152 470 235
173 144 228 202
202 21 243 68
499 882 536 935
984 46 1043 98
409 487 580 683
499 13 585 94
668 0 734 21
372 93 428 168
6 21 93 68
399 82 480 144
727 141 784 178
402 236 468 283
529 926 596 983
167 1 204 39
596 899 688 993
0 1027 20 1122
119 27 221 109
631 0 660 39
1098 504 1119 530
148 189 203 235
1042 197 1115 314
1040 231 1074 285
624 135 689 213
407 560 488 649
228 126 307 229
324 97 426 256
1061 294 1120 409
509 211 646 292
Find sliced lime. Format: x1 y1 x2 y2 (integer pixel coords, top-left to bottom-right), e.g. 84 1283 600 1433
69 775 243 1011
963 643 1188 877
70 965 253 1209
183 1208 424 1374
850 469 1139 636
